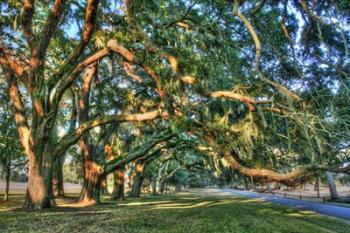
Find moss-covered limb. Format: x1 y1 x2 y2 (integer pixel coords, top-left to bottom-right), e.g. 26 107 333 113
124 1 196 86
36 0 67 64
53 110 169 158
102 133 176 176
222 150 350 185
330 163 350 174
222 150 313 185
257 72 303 103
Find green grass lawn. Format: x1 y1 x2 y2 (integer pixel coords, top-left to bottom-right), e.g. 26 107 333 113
0 193 349 233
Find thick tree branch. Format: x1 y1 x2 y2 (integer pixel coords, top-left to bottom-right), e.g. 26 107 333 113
3 74 32 161
234 10 261 69
50 48 110 108
222 151 315 185
21 0 35 51
0 45 30 90
102 133 176 176
123 62 143 83
210 91 273 111
56 0 100 80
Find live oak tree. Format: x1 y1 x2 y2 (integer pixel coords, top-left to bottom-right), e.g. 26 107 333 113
0 0 166 209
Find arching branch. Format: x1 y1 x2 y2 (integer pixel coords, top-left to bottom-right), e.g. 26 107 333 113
107 40 166 100
102 134 175 176
53 110 169 158
222 151 316 184
50 48 110 108
234 10 261 69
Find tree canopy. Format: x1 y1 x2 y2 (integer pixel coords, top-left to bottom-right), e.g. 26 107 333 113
0 0 349 209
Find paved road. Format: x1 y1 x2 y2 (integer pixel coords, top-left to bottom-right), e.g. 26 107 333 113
223 188 350 221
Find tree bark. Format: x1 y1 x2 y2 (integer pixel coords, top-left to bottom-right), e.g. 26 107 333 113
24 143 55 209
78 160 102 204
112 169 125 200
152 175 157 195
326 172 339 200
130 174 145 198
52 155 65 197
314 176 320 198
159 179 166 194
100 178 108 195
130 161 145 198
4 156 11 201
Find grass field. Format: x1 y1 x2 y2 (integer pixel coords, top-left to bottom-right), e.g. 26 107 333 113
0 193 349 233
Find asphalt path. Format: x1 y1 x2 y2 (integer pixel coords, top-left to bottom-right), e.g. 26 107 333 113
223 188 350 221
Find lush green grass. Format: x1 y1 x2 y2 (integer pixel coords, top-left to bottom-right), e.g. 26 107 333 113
0 193 349 233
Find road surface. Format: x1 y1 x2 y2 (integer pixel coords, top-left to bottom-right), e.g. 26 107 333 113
223 188 350 221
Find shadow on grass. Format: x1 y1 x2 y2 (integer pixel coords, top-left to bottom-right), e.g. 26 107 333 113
0 193 349 233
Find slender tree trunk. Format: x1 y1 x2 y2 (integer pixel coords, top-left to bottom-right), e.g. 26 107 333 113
100 178 108 195
112 169 125 200
24 143 55 209
152 175 157 195
130 174 145 198
314 176 320 198
4 157 11 201
52 155 65 197
326 172 339 200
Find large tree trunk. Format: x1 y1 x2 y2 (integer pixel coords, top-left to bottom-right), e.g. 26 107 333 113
24 143 55 209
77 63 102 204
159 179 166 194
78 160 101 204
326 172 339 200
52 155 65 197
130 161 146 198
4 157 11 201
112 169 125 200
